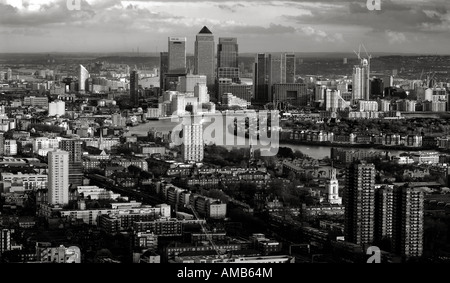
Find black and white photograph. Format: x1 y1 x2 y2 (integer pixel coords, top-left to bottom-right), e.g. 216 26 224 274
0 0 450 271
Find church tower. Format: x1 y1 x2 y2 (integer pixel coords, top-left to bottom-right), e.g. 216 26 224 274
327 167 342 205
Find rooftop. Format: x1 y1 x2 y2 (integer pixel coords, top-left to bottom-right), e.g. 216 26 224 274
198 26 212 34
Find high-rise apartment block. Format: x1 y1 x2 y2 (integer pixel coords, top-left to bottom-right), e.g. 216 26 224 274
352 58 370 102
182 124 204 163
48 150 70 206
344 161 376 247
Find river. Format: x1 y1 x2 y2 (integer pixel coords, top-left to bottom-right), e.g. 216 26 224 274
127 118 424 160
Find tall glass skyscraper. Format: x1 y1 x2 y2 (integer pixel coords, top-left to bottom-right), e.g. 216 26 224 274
78 64 89 92
160 52 169 93
194 26 215 89
168 37 187 74
254 53 296 105
254 53 269 104
284 53 296 83
217 37 239 81
130 70 139 107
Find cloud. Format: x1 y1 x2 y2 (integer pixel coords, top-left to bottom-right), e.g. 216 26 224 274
0 1 96 27
298 26 344 42
0 0 449 53
217 3 245 13
385 30 407 44
228 23 296 34
285 0 448 34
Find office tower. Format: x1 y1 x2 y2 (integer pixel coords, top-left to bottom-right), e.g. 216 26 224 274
194 26 215 89
217 37 239 81
255 53 296 105
284 53 296 83
352 58 370 102
326 168 342 205
78 65 89 92
371 78 384 96
344 161 376 247
268 54 283 88
182 124 204 163
374 185 394 246
168 37 187 74
159 52 169 94
48 150 70 206
254 53 269 104
130 70 139 107
392 186 424 259
60 139 83 189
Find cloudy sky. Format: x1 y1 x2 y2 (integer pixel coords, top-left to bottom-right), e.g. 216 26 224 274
0 0 449 54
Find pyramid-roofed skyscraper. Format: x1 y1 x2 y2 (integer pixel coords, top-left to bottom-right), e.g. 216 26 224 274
195 26 215 90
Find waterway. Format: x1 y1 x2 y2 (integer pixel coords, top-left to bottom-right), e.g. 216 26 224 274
126 118 431 160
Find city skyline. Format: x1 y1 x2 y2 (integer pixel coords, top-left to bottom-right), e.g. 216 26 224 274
0 0 450 54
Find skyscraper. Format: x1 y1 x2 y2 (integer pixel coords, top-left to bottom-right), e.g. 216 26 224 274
352 58 370 102
268 54 283 88
159 52 169 94
392 185 424 259
371 78 384 96
194 26 215 90
254 53 269 104
284 53 296 83
254 53 296 105
60 139 83 189
48 150 69 206
78 65 89 92
374 185 394 246
344 161 376 247
130 70 139 107
182 123 204 163
217 37 239 81
168 37 187 74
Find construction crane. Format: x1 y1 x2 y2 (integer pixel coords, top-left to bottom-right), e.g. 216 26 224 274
188 204 224 256
353 43 372 63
